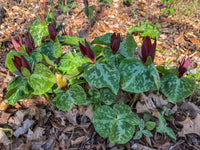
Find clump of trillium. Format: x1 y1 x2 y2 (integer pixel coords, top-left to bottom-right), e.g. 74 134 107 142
141 36 156 63
48 23 57 42
178 56 190 78
12 55 31 75
79 40 95 63
110 33 121 54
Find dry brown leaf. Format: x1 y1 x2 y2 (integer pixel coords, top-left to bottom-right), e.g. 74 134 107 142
13 119 34 138
72 135 87 145
84 104 93 121
0 112 11 124
178 114 200 137
8 110 27 127
26 127 45 141
0 130 11 145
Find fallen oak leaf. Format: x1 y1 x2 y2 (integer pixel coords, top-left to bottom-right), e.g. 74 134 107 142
178 114 200 137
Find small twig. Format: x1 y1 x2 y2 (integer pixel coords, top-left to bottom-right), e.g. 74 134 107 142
129 93 139 108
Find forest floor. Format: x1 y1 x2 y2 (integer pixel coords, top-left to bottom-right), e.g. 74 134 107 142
0 0 200 149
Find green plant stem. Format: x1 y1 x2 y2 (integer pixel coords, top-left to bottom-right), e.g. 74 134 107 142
129 93 139 108
44 93 52 101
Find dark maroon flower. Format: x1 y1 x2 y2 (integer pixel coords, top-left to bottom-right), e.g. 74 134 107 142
62 0 65 5
110 33 121 54
40 13 46 24
11 36 23 52
83 0 88 7
41 2 48 13
12 55 31 73
141 36 156 63
25 32 35 56
48 23 57 42
151 16 154 24
69 27 73 37
79 40 95 63
178 56 190 78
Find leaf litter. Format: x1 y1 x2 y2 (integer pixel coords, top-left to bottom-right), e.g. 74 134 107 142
0 0 199 149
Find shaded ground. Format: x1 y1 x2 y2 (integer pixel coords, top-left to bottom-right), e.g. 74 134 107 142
0 0 200 149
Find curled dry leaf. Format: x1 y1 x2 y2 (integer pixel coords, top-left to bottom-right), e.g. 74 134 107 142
178 114 200 137
13 119 34 138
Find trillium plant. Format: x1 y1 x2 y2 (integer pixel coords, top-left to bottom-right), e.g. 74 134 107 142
6 8 197 144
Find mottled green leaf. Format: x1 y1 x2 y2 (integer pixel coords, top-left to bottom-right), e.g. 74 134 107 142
113 103 140 126
93 105 115 138
29 24 49 46
143 112 151 122
139 119 145 130
133 131 143 140
59 52 91 75
53 85 87 111
156 114 166 133
6 76 33 105
103 47 125 68
165 127 176 140
156 66 179 76
142 130 153 137
41 41 62 59
88 88 100 103
119 58 160 93
84 62 120 94
161 74 196 102
145 121 156 131
100 88 115 105
58 35 84 47
91 33 112 45
109 119 135 144
118 34 137 58
21 67 31 78
31 51 43 62
29 63 55 95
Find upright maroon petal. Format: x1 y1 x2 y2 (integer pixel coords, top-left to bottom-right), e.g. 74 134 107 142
141 36 156 63
178 56 190 78
11 38 22 52
48 23 57 42
25 32 35 56
62 0 65 5
85 40 95 63
12 56 22 73
79 42 87 56
83 0 89 7
40 13 46 24
69 27 73 37
111 33 116 44
150 38 156 61
41 2 48 13
20 55 31 72
110 33 121 54
18 36 23 46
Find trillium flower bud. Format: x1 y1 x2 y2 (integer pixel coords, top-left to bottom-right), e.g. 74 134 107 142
25 32 35 56
79 40 95 63
12 55 31 73
178 56 190 78
11 36 23 52
110 33 121 54
41 2 48 13
141 36 156 63
69 27 73 37
48 23 57 42
83 0 89 7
